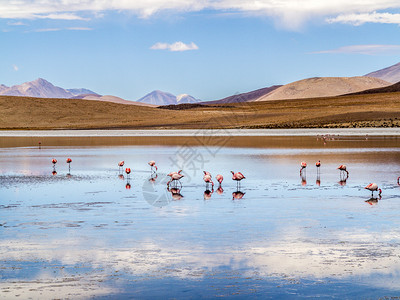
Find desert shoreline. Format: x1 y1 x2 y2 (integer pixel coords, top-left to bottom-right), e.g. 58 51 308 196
0 128 400 137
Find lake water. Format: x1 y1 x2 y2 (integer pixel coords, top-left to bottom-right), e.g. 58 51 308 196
1 136 400 299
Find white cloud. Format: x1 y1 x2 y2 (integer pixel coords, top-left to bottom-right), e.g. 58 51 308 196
12 64 19 71
150 41 199 52
313 44 400 55
327 12 400 25
67 27 92 31
7 21 26 26
1 1 400 29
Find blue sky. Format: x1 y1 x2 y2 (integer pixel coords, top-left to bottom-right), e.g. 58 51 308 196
1 1 400 101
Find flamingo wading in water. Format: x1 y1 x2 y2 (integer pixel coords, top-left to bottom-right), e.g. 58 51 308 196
66 158 72 173
125 167 131 179
300 162 307 175
365 183 382 197
118 161 124 174
231 171 245 189
167 171 184 188
148 161 157 173
203 173 214 189
338 165 349 177
216 174 223 186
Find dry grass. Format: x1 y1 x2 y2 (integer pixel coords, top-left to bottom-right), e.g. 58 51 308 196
1 93 400 129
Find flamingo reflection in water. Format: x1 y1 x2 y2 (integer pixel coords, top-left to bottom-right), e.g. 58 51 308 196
365 196 381 205
149 173 158 182
167 186 183 201
204 188 214 200
232 190 245 200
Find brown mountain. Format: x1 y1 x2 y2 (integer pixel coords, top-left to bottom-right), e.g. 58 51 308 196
365 62 400 84
347 81 400 95
204 85 281 104
254 76 391 102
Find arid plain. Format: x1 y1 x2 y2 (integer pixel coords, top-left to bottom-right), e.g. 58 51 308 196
1 91 400 130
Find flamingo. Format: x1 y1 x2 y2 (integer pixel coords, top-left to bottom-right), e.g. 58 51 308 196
216 174 223 186
125 167 131 179
148 160 157 173
316 160 321 173
168 170 182 177
300 162 307 174
38 141 41 149
337 165 349 177
52 158 57 171
66 158 72 173
118 161 124 173
203 171 211 176
125 182 131 189
203 173 214 189
365 183 382 197
167 172 184 187
231 171 245 188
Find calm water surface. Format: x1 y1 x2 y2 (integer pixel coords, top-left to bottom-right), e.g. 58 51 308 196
1 136 400 299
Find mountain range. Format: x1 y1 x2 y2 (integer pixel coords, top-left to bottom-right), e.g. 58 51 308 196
137 90 200 106
2 61 400 106
0 78 98 99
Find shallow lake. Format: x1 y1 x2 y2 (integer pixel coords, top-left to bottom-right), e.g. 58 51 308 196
1 136 400 299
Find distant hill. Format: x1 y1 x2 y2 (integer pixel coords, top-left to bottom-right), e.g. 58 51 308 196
204 85 282 104
254 76 391 102
347 81 400 95
365 62 400 84
0 78 98 99
137 90 201 106
73 94 155 106
67 88 99 96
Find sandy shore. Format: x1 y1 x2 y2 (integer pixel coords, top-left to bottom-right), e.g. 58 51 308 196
0 128 399 137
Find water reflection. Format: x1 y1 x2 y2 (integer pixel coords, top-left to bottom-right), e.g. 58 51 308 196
232 190 245 200
2 140 400 298
203 188 213 200
167 186 183 201
365 197 380 205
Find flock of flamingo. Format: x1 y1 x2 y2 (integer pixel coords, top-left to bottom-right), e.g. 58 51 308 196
49 157 399 202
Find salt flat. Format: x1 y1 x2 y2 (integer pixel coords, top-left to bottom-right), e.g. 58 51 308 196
1 128 400 137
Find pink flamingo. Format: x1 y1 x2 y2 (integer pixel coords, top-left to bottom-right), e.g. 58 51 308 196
118 161 124 173
52 158 57 171
216 174 223 186
167 171 184 187
203 173 214 189
337 165 349 177
316 160 321 172
66 158 72 173
148 160 157 173
168 170 182 177
204 188 214 200
125 167 131 179
231 171 245 188
300 162 307 174
365 183 382 197
203 171 211 176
